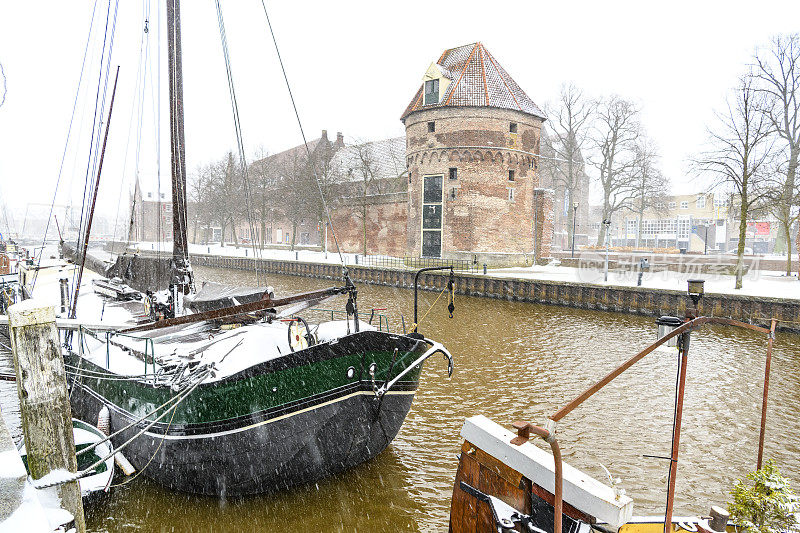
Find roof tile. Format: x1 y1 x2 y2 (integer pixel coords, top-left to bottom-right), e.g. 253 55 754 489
401 42 545 121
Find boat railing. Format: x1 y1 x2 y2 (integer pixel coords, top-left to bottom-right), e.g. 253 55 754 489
77 326 157 380
304 307 392 333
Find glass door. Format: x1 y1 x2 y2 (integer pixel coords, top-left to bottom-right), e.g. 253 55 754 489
422 175 443 257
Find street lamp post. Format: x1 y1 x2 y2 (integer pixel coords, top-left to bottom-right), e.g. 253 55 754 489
571 202 579 258
603 219 611 282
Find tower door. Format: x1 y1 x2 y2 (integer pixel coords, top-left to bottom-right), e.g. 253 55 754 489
422 175 443 258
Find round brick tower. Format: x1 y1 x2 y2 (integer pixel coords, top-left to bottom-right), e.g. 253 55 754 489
401 42 551 265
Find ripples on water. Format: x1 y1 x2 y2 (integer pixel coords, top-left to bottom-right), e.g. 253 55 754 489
1 265 798 532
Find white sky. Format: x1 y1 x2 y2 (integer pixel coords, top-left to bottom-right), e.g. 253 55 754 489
1 0 799 235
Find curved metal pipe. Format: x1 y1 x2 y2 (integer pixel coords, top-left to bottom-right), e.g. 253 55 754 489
512 421 563 533
375 338 453 397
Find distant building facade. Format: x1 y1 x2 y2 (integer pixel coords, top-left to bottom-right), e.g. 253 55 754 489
130 179 173 243
184 43 556 265
588 192 784 253
400 42 551 264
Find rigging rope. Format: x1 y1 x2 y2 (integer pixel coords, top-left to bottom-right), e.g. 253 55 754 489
70 0 119 314
214 0 264 285
259 0 346 270
408 285 448 333
110 1 152 259
30 0 100 292
33 368 210 490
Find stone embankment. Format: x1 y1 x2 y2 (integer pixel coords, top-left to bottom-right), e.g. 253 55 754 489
189 253 800 332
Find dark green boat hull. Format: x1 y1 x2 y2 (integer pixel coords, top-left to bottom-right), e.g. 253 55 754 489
67 330 428 496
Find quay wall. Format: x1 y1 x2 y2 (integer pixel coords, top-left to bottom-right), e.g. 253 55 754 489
188 253 800 331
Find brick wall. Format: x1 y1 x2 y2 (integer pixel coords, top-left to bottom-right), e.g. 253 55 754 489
404 106 547 261
328 194 409 256
533 188 554 262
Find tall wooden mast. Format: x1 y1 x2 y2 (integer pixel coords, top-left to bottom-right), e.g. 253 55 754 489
166 0 192 294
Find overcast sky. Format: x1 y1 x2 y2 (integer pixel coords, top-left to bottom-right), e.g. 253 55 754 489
1 0 799 234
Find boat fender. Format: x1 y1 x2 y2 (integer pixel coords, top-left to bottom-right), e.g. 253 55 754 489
97 405 136 477
97 406 110 436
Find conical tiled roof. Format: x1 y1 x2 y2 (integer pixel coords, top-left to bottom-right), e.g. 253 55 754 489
401 42 545 121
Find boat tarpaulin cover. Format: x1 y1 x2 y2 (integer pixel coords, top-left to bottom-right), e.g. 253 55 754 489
185 282 271 313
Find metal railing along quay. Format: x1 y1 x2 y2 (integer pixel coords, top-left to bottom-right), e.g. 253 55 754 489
357 255 478 273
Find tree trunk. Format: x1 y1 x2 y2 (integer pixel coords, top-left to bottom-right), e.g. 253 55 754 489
230 217 239 248
290 222 297 251
260 220 266 250
362 197 368 257
566 196 575 252
735 197 748 290
219 220 227 247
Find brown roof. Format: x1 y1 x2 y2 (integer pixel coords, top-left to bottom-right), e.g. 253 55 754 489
401 42 545 121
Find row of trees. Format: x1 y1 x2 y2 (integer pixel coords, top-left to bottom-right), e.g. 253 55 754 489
542 85 669 248
696 34 799 287
189 147 328 250
187 137 405 254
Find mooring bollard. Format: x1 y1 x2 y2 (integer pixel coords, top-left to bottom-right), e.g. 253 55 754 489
8 300 86 532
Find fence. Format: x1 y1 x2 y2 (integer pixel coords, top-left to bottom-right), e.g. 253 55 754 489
357 255 478 273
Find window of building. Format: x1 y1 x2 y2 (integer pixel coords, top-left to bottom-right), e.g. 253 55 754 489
160 193 165 199
508 188 515 202
668 201 676 209
424 79 439 105
449 167 457 180
427 121 435 133
714 197 730 208
147 192 152 199
509 123 518 133
508 170 515 181
696 195 706 208
680 201 688 209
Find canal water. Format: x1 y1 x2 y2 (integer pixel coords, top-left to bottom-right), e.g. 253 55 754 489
1 264 799 532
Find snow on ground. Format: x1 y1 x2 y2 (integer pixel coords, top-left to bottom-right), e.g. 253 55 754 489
490 263 800 300
78 242 800 301
127 242 800 301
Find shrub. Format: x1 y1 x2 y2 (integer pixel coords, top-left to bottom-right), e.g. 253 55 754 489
728 460 799 533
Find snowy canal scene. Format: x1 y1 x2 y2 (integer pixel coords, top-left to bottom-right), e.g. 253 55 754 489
1 1 800 532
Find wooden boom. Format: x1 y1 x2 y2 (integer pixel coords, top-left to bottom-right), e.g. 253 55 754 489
122 286 349 333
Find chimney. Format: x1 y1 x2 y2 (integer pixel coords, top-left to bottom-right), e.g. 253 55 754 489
336 132 344 146
321 129 328 140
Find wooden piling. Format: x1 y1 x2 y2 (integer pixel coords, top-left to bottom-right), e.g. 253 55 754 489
8 299 86 532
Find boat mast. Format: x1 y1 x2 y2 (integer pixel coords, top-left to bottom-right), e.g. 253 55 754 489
166 0 193 297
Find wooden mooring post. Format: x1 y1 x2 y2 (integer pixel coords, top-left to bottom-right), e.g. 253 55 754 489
8 299 86 532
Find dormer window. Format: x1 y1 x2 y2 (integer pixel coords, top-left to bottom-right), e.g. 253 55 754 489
427 121 436 133
509 123 518 133
424 79 439 105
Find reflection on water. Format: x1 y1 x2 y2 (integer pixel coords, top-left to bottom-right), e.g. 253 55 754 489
2 264 799 532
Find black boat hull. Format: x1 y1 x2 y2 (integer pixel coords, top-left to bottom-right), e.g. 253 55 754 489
67 330 429 496
70 382 416 496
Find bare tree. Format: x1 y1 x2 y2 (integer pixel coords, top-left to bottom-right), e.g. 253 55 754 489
754 34 800 275
591 96 640 245
188 164 216 244
543 84 594 246
628 138 670 248
694 76 775 289
0 61 6 109
250 147 277 249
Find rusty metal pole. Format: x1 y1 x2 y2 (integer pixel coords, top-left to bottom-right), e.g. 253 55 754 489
69 66 120 319
757 318 777 470
664 330 690 533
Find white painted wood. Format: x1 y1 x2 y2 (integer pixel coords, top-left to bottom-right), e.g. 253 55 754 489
0 315 127 331
461 415 634 528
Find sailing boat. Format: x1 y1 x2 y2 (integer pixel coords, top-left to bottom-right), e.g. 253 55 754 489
58 0 454 496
